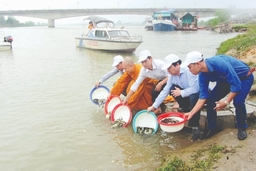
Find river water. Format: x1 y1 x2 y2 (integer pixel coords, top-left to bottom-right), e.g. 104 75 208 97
0 26 239 171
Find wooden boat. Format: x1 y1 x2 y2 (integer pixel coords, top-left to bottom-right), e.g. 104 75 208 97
176 27 198 31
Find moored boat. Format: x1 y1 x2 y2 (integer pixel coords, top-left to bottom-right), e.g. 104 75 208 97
0 31 13 50
176 27 197 31
144 17 153 31
152 10 178 31
75 16 143 53
177 12 198 31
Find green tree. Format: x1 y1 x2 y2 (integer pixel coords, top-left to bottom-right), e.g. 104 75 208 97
0 16 39 27
206 10 231 27
215 10 231 23
208 18 220 27
0 16 5 24
24 21 35 26
6 17 20 25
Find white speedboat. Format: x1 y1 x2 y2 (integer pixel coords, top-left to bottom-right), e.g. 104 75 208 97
0 32 13 50
75 16 143 53
0 42 12 50
144 17 153 31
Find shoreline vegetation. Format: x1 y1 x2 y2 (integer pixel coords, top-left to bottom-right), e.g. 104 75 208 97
157 23 256 171
0 16 46 27
217 24 256 99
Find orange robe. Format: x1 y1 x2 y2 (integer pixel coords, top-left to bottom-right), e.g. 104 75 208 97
110 64 158 111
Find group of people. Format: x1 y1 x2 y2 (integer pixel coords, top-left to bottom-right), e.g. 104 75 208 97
95 50 254 141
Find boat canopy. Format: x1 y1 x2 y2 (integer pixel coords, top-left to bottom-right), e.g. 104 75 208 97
153 10 176 17
83 16 115 25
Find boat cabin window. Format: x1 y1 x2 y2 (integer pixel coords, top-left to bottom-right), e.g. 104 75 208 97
95 30 108 38
108 30 130 37
97 22 115 28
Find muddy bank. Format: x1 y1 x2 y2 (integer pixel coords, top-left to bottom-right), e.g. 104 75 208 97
158 101 256 170
159 127 256 171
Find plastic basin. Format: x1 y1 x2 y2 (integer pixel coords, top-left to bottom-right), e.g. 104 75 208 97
104 95 122 114
111 104 132 127
132 110 158 134
157 112 186 133
90 85 109 105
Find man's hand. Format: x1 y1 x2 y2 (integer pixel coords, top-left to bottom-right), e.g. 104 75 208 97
147 106 155 113
95 82 100 88
184 112 193 120
214 101 228 111
170 86 181 97
155 82 162 91
107 93 112 100
122 98 127 105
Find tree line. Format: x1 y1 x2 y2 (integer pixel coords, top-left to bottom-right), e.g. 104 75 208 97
197 10 231 27
0 16 46 27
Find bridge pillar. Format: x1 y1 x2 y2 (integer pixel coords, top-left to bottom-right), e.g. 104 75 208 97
48 19 55 28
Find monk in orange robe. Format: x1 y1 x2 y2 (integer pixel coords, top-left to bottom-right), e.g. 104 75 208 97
110 57 158 113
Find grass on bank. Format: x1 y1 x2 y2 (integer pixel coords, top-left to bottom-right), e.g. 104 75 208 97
157 144 225 171
216 24 256 55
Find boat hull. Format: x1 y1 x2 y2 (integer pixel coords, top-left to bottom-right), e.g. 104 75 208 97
75 38 142 53
153 20 177 31
144 25 153 31
0 43 12 50
176 28 198 31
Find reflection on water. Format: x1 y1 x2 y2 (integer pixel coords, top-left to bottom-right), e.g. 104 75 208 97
0 26 239 171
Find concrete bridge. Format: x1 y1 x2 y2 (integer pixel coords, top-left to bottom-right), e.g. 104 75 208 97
0 8 250 28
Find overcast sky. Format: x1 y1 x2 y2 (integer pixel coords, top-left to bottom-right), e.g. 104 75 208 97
0 0 255 24
1 0 255 10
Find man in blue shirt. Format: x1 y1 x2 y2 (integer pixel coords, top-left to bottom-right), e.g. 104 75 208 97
147 54 201 141
184 51 254 140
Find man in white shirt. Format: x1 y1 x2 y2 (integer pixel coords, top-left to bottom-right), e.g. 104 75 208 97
95 55 124 88
123 50 169 114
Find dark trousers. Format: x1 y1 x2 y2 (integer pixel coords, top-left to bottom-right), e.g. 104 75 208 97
207 74 254 130
169 84 200 127
151 81 166 102
151 82 167 110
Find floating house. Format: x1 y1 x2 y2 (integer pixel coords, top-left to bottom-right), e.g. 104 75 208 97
178 12 198 30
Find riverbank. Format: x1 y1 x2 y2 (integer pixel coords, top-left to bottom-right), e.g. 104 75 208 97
157 101 256 171
158 24 256 170
159 127 256 171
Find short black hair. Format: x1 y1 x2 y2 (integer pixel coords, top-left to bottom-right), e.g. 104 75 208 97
172 59 182 67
